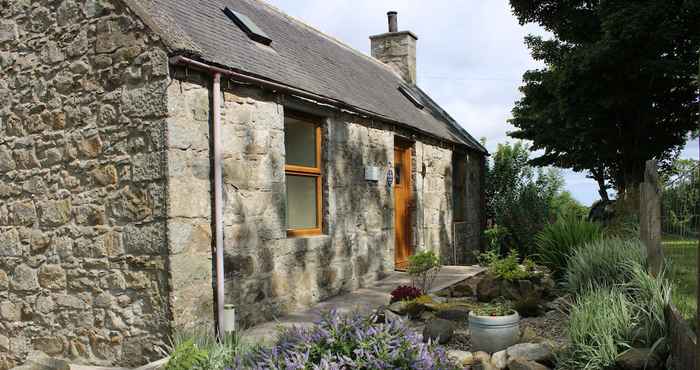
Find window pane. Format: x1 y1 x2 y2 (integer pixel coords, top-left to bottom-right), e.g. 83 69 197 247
285 117 317 167
286 175 318 229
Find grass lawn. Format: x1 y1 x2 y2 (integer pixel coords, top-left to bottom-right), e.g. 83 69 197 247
663 235 698 329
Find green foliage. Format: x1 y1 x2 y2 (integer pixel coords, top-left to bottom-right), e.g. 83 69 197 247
166 339 209 370
484 225 509 252
534 216 602 280
167 330 244 370
663 236 698 330
559 256 673 369
485 142 565 256
479 249 534 282
472 302 514 317
623 266 672 344
558 288 636 370
565 238 646 295
408 251 442 293
550 191 589 220
662 159 699 237
508 0 700 197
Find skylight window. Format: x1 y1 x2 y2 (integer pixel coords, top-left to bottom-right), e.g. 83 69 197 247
398 86 424 110
224 7 272 45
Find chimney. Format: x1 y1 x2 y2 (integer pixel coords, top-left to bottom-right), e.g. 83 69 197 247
370 11 418 85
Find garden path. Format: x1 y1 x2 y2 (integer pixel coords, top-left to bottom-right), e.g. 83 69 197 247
241 265 485 345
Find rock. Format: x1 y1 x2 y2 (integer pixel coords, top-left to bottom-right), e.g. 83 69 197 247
434 307 471 322
476 273 501 302
544 296 572 313
38 265 66 290
387 300 411 315
11 264 39 291
450 280 475 297
422 318 455 344
473 351 490 362
507 357 550 370
491 350 507 369
32 336 64 355
447 350 473 365
616 348 662 370
11 350 70 370
375 306 402 323
506 343 554 364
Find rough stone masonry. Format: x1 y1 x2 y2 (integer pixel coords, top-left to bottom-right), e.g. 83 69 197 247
0 0 484 368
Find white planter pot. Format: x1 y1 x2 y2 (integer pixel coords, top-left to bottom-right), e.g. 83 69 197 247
468 310 520 353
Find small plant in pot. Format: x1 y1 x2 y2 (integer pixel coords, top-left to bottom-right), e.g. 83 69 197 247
468 302 520 353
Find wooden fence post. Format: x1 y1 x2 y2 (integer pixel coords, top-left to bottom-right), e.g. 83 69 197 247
639 160 664 277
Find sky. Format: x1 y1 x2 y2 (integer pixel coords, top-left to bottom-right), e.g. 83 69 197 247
266 0 699 206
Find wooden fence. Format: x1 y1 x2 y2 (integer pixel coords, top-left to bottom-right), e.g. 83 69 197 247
666 305 697 370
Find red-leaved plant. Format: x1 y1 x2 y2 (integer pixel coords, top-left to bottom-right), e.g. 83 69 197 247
390 285 423 303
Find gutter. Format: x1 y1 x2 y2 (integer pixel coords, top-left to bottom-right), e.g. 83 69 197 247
169 55 475 152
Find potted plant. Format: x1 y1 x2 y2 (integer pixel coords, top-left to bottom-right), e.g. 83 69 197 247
468 303 520 353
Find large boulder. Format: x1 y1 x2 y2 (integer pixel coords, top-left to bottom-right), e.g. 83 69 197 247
506 343 554 364
616 348 663 370
422 318 456 344
507 358 551 370
476 273 502 302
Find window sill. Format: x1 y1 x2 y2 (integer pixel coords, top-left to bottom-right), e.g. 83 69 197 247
287 229 323 238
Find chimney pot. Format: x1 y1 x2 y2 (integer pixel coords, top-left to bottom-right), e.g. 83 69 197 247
388 11 398 32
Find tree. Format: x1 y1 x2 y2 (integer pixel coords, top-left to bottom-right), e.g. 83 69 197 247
486 141 564 256
508 0 700 202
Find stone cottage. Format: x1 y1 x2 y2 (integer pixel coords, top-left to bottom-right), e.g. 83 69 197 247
0 0 487 367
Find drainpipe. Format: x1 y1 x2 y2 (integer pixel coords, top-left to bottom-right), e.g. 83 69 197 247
212 73 225 338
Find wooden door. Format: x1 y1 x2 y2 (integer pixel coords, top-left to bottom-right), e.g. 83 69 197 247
394 143 412 270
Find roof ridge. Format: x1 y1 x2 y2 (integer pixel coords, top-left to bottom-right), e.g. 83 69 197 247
251 0 404 79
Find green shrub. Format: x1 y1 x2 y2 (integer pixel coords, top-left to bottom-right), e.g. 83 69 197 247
166 339 209 370
167 330 244 370
479 249 534 281
558 288 636 370
484 225 509 252
565 238 646 295
408 251 441 292
534 216 602 280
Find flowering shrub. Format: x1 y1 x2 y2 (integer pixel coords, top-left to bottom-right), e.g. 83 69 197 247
390 285 423 303
232 311 457 370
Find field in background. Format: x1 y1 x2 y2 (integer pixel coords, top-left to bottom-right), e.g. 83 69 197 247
663 235 698 329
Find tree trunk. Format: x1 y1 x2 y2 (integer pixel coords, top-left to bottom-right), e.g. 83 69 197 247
639 160 664 277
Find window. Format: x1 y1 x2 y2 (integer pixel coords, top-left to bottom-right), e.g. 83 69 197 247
284 112 322 237
223 7 273 45
453 153 467 222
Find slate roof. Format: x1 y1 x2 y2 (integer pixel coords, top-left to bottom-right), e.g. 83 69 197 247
127 0 487 153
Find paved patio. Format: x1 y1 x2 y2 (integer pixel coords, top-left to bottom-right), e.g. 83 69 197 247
241 265 484 345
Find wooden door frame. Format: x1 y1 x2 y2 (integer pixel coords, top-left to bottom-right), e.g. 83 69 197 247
394 139 414 270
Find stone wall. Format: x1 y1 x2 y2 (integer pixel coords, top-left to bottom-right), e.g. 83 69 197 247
453 151 484 264
0 0 171 368
164 71 483 328
164 70 214 331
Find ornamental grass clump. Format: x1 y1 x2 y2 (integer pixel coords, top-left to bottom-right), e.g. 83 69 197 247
558 288 636 370
233 310 457 370
622 265 672 344
534 216 602 280
565 237 646 295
